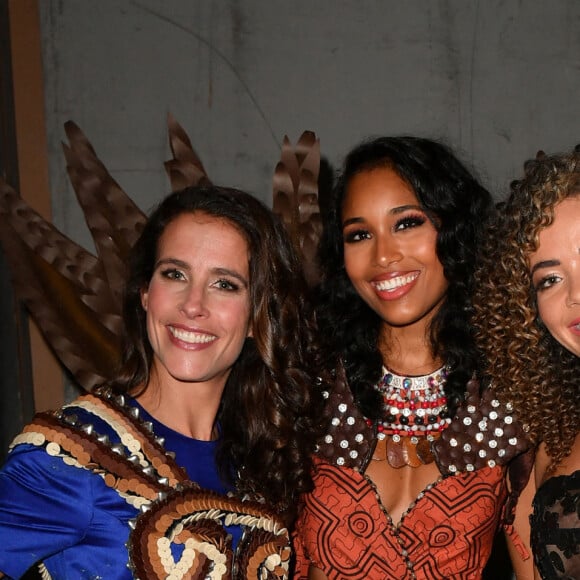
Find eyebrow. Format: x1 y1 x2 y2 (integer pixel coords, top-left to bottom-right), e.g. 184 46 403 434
342 204 424 228
155 258 249 287
530 259 560 276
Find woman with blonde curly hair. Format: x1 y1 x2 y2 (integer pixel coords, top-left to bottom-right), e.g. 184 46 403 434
473 146 580 579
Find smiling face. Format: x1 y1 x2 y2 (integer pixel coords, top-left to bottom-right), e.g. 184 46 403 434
140 212 252 392
341 166 448 332
529 196 580 357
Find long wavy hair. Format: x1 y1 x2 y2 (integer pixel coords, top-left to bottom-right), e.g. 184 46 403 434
109 185 323 518
316 136 493 419
473 147 580 467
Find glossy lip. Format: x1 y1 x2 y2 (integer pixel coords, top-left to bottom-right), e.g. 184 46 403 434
370 271 420 300
167 324 217 350
568 317 580 336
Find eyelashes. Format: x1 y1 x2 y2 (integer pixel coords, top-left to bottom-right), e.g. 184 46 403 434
160 268 185 281
534 274 562 292
343 229 371 243
394 213 427 231
158 269 241 292
343 212 428 243
212 279 240 292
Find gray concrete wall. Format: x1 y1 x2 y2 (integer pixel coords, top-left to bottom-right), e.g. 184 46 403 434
39 0 580 249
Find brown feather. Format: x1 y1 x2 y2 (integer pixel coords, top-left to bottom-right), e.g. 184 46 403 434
164 114 211 191
272 131 322 285
0 179 121 390
0 119 324 394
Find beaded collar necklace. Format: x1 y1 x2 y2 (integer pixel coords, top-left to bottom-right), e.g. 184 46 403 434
375 365 451 440
367 365 451 469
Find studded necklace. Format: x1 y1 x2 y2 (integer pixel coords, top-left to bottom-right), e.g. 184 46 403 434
367 365 451 468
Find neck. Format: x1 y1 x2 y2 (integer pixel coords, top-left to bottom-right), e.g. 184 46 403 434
379 326 441 375
377 303 445 375
136 373 225 441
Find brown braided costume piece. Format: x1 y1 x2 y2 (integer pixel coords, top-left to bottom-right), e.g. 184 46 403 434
11 389 291 580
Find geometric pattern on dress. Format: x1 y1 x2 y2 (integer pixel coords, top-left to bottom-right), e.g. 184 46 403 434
295 459 506 580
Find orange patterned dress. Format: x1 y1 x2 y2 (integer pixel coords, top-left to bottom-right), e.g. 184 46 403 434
294 459 506 579
292 368 525 580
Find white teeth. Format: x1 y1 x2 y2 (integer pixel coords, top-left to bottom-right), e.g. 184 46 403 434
374 273 418 291
169 327 216 344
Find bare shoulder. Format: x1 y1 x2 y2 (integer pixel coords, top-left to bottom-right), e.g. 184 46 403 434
550 432 580 479
536 433 580 485
534 443 551 486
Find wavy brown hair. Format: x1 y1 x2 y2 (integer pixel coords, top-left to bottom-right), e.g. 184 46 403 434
473 147 580 467
109 185 324 520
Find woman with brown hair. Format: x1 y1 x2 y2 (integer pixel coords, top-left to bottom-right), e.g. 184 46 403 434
473 147 580 578
0 185 322 579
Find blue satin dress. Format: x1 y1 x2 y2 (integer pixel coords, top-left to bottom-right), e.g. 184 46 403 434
0 401 236 579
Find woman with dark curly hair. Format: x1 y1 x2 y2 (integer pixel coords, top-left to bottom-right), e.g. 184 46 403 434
473 147 580 579
0 185 322 579
293 136 533 579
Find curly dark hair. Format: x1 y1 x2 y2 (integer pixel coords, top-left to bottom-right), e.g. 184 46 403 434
473 147 580 467
109 185 323 519
316 136 494 418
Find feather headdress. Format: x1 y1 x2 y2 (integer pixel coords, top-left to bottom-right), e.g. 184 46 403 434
0 118 321 391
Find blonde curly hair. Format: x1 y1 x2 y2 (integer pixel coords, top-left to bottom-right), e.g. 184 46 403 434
472 146 580 468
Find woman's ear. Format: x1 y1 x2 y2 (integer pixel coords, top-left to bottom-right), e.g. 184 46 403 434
140 286 149 311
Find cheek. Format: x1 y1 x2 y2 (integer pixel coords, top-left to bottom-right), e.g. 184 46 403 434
142 286 160 316
222 299 252 338
241 307 252 339
536 295 553 323
415 235 439 261
343 247 365 280
535 294 562 337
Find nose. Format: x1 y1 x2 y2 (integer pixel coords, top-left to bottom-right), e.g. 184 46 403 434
374 233 403 266
179 283 210 318
566 274 580 306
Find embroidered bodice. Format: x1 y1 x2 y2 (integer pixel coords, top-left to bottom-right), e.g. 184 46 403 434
294 458 506 579
293 365 530 579
0 389 290 579
530 470 580 579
